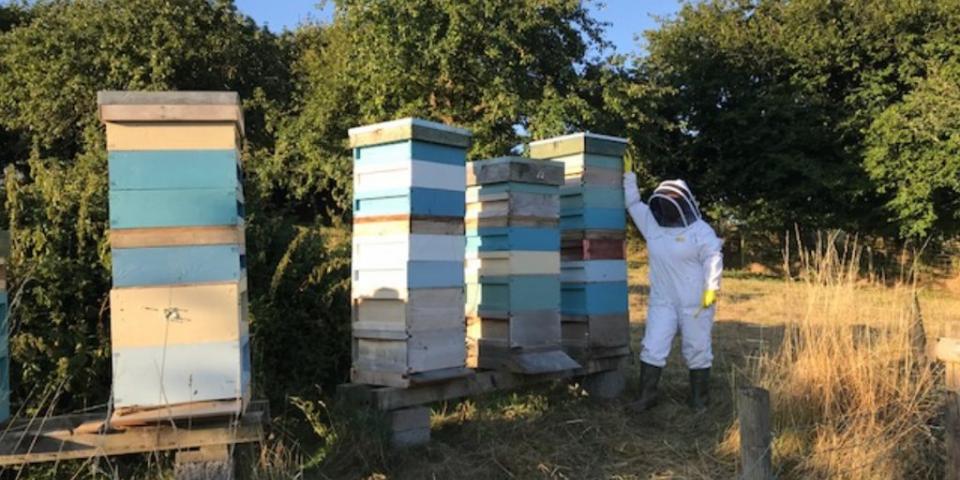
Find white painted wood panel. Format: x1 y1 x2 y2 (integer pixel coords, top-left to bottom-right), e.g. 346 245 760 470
354 160 465 193
352 234 464 268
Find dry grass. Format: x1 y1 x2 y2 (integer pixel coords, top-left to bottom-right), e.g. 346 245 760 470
720 232 945 479
285 233 960 479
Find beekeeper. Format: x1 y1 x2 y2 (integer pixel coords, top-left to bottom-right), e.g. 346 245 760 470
622 173 723 412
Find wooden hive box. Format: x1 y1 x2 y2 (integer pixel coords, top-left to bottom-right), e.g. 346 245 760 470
110 282 251 410
530 133 632 361
464 157 578 374
349 118 472 388
98 91 251 418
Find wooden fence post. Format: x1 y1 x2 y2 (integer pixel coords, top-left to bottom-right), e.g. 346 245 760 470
935 321 960 479
738 386 773 480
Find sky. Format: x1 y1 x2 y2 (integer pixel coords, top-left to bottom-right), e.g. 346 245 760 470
234 0 684 55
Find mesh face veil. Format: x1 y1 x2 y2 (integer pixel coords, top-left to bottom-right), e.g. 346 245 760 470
648 179 701 228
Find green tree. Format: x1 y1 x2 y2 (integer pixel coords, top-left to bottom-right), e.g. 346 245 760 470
865 62 960 238
632 0 960 236
268 0 613 214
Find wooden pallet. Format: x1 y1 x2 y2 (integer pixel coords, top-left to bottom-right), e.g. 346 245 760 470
0 400 267 469
339 355 627 412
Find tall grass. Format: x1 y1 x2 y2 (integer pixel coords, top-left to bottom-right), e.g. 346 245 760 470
725 231 942 478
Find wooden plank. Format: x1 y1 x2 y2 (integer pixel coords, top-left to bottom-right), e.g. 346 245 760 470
560 260 628 283
353 328 465 377
561 281 629 316
353 288 464 333
111 399 242 427
561 185 625 210
109 188 242 229
562 230 625 242
346 355 624 411
565 165 621 187
469 340 579 374
465 226 560 252
354 140 467 167
537 153 623 178
0 403 265 466
174 444 234 480
109 150 240 190
100 104 243 135
352 234 465 267
563 344 631 362
465 251 560 278
110 225 244 249
355 160 465 193
738 387 774 480
354 187 465 218
465 216 558 230
351 260 464 298
97 91 240 106
561 238 625 261
467 157 564 186
466 310 562 348
946 392 960 480
112 339 247 408
353 215 463 236
105 122 240 151
560 207 626 230
112 245 242 287
466 275 560 315
465 192 558 220
348 118 471 149
562 313 630 348
110 283 245 348
350 366 472 389
528 132 628 159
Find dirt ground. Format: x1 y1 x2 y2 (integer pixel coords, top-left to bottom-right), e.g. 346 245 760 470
315 259 960 480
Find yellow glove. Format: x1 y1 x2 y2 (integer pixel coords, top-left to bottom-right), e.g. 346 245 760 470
701 289 718 308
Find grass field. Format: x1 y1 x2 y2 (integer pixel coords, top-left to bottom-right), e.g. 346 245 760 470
291 244 960 480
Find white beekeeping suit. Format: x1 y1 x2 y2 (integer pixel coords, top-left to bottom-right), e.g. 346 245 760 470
623 173 723 412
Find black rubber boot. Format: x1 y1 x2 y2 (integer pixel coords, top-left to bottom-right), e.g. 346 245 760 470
689 368 710 412
627 362 662 412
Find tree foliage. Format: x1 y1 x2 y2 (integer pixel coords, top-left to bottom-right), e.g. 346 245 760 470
866 62 960 238
267 0 614 214
632 0 960 235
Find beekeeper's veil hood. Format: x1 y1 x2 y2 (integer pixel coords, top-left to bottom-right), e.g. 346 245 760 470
648 179 701 228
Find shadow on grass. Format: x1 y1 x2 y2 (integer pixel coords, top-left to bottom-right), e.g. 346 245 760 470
295 319 794 479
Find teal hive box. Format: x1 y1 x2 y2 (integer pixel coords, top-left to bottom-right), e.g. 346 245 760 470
529 133 632 362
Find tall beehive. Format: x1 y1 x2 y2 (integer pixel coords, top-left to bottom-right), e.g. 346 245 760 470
98 91 250 416
529 133 630 361
349 118 471 388
465 157 580 373
0 230 10 423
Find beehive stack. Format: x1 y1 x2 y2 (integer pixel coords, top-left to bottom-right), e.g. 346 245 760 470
349 118 472 388
98 91 250 418
465 157 580 373
0 230 10 422
529 133 630 362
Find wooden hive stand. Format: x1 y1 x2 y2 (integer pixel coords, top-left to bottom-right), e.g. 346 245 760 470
338 355 627 448
0 401 268 479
